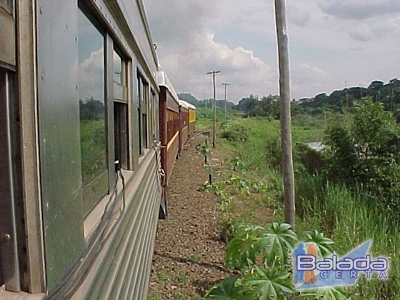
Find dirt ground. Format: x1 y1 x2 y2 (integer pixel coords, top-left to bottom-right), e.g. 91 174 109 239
147 132 233 299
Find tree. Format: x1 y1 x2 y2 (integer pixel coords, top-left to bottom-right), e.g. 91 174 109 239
237 95 259 116
324 100 400 216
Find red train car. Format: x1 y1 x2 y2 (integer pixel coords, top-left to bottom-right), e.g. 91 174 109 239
158 71 180 186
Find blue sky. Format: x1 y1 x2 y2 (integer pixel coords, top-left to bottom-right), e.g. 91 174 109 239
144 0 400 103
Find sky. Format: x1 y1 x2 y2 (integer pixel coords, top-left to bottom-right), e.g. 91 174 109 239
144 0 400 103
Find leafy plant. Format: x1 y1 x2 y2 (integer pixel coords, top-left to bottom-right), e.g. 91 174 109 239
205 223 348 300
196 142 212 156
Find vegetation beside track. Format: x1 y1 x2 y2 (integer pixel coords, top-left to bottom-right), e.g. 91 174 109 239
196 103 399 299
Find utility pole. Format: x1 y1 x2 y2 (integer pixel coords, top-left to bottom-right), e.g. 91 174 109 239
345 80 349 113
222 83 230 123
207 70 220 148
274 0 295 229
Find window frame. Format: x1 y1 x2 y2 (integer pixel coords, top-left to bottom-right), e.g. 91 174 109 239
113 47 130 170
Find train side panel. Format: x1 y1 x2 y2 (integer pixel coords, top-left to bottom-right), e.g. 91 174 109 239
188 103 196 134
1 0 162 299
158 73 180 186
73 153 161 300
179 100 189 154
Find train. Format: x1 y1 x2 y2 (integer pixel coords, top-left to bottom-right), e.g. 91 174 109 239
158 71 196 187
0 1 195 299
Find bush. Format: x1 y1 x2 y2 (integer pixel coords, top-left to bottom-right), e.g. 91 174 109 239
220 121 248 142
323 100 400 217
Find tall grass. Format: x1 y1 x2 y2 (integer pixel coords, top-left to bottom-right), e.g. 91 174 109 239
296 177 400 299
203 116 399 299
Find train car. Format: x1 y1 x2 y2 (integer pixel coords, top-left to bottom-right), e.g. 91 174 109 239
178 100 190 154
1 1 163 299
188 102 196 134
157 71 180 187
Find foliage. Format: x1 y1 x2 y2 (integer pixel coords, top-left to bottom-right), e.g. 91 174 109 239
323 100 400 216
79 98 104 120
207 114 400 300
205 223 346 300
80 119 106 185
220 121 249 142
227 157 248 171
298 78 400 114
196 142 212 156
265 135 282 170
295 182 400 299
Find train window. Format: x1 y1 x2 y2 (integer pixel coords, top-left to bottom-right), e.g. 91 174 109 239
137 72 149 155
151 89 157 140
142 81 149 149
113 49 126 102
0 0 13 15
78 9 108 213
113 49 129 169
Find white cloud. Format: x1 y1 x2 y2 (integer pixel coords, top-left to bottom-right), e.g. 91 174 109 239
156 31 276 102
291 63 328 99
348 23 375 42
145 0 400 102
288 5 311 27
318 0 400 20
79 48 104 101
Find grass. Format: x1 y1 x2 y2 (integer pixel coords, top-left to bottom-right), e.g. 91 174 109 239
296 181 400 299
80 119 107 186
197 114 399 299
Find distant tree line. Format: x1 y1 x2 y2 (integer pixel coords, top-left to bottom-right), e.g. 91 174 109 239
178 92 236 111
180 78 400 119
79 97 104 120
299 78 400 114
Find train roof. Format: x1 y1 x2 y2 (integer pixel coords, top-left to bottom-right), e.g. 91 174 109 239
179 99 196 110
157 71 179 101
187 102 196 110
179 100 189 109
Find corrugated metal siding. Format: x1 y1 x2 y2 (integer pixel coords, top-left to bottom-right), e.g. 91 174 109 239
85 151 161 300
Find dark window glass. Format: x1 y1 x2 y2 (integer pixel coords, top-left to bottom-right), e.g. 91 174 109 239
78 9 108 213
113 49 128 168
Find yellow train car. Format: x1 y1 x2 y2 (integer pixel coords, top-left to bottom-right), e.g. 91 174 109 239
187 102 196 134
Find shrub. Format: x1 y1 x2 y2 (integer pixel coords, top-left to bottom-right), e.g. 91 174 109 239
323 100 400 217
220 122 248 142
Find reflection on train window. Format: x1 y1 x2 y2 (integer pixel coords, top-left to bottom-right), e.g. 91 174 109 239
149 90 158 140
0 0 13 14
137 72 149 155
113 49 126 101
78 9 108 214
113 49 129 169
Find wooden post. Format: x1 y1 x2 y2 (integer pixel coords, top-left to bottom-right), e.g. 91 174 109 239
274 0 295 229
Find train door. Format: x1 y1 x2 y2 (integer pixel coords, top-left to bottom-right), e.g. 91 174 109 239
0 68 20 292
